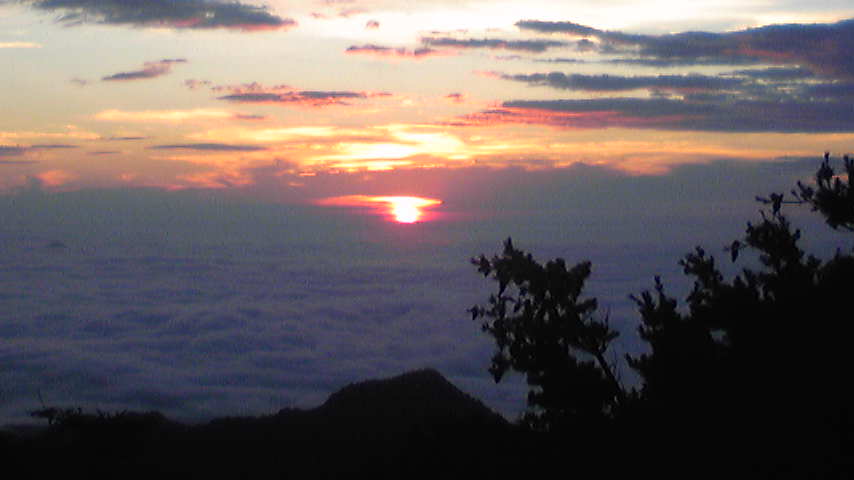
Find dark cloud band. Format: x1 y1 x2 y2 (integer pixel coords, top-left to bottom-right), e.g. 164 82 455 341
499 72 744 92
464 97 854 133
516 18 854 79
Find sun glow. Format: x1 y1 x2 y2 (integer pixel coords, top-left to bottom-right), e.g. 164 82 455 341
317 195 443 223
375 196 443 223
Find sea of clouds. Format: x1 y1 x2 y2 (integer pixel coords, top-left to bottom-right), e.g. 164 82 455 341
1 158 847 426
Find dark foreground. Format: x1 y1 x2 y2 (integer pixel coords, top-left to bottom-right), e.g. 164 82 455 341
1 369 851 479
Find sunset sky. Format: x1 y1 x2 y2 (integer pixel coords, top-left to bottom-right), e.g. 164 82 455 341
3 0 854 193
2 0 854 424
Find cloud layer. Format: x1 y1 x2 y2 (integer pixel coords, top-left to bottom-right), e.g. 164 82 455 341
0 158 838 426
516 18 854 78
455 18 854 133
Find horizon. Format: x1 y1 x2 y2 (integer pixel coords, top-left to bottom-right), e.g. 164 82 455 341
2 0 854 426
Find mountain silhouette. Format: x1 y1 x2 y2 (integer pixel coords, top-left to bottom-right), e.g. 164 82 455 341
0 368 522 479
310 368 508 435
0 369 618 478
199 368 508 442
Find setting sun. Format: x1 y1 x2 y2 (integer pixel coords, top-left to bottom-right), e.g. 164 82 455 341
374 196 443 223
317 195 443 223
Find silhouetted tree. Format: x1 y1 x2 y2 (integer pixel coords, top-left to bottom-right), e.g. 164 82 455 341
626 155 854 467
472 154 854 462
470 238 625 431
793 152 854 231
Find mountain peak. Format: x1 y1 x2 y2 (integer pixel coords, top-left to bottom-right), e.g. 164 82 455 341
312 368 507 435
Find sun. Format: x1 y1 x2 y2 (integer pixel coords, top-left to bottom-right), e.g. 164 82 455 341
316 195 443 223
373 196 443 223
390 201 420 223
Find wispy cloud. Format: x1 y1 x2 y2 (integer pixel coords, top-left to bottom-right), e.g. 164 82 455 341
184 79 213 90
421 36 568 53
444 93 466 104
215 83 392 107
0 159 38 164
150 143 268 152
346 44 448 60
726 67 815 81
95 109 235 122
102 59 187 82
1 129 99 140
497 72 744 92
309 0 366 20
0 146 28 157
0 41 42 48
30 144 79 150
28 0 296 31
1 144 78 156
186 125 395 145
232 114 269 121
105 136 147 141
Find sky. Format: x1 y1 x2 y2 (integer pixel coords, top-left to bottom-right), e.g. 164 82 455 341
2 0 854 425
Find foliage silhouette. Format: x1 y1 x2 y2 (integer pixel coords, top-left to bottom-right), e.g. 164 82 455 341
793 152 854 231
470 238 624 431
624 154 854 473
472 153 854 464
